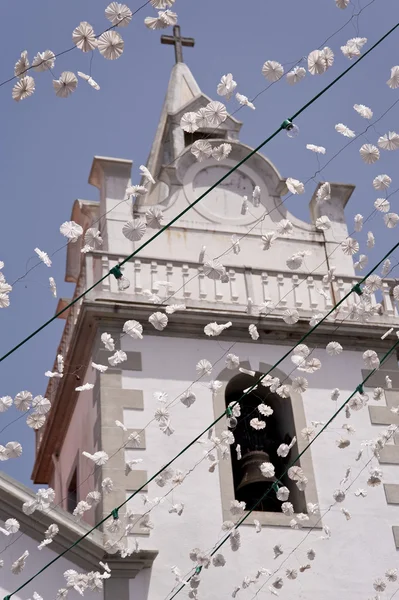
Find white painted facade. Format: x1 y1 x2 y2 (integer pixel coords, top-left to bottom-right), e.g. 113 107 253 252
3 59 399 600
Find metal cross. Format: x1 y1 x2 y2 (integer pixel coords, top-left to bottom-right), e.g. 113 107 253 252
161 25 195 64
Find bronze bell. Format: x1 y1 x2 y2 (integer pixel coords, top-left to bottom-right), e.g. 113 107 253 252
236 450 277 491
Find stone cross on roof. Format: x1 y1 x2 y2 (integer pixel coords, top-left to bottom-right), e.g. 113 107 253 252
161 25 195 64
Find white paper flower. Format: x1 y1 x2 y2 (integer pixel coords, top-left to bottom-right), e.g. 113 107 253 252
105 2 132 26
27 413 46 429
196 359 212 377
250 418 266 430
149 312 168 330
60 221 83 241
75 382 94 392
191 140 212 162
374 198 390 213
0 396 12 412
336 0 350 7
32 395 51 414
286 66 306 85
341 237 359 255
262 232 277 250
363 349 380 368
249 324 259 340
150 0 175 6
316 182 331 202
387 66 399 89
315 216 331 230
335 123 355 138
217 73 237 99
180 390 196 408
32 50 55 72
365 274 382 292
101 332 114 351
72 22 97 52
235 93 255 109
359 144 380 164
108 350 127 366
53 72 78 98
180 112 198 133
283 309 299 325
5 442 22 459
14 51 29 77
308 50 328 75
12 76 35 102
291 378 308 394
262 60 284 82
373 174 391 190
326 341 343 356
203 101 227 127
11 551 29 574
353 104 373 119
14 391 32 412
226 353 240 369
204 321 232 336
146 206 163 228
212 143 232 161
384 212 399 228
98 31 124 60
34 248 52 267
306 144 326 154
77 71 100 91
82 450 109 465
286 177 305 195
378 131 399 151
145 10 177 29
203 259 225 280
123 319 143 339
122 218 145 240
277 219 293 235
260 462 275 478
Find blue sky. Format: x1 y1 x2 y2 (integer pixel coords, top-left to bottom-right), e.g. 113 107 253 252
0 0 398 488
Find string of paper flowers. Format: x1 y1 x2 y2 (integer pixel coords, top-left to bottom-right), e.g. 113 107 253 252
163 425 398 600
162 338 399 600
4 243 399 596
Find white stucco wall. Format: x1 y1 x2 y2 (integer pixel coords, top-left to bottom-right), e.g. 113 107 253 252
117 333 399 600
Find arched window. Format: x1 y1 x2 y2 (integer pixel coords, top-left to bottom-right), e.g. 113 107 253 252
213 362 320 528
225 372 305 514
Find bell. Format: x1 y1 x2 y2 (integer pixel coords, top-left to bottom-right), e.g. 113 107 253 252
236 450 280 512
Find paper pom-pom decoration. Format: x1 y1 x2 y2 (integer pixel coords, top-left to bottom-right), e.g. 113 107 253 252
12 76 35 102
286 178 305 195
123 320 143 339
105 2 133 26
326 341 343 356
212 143 232 161
374 198 390 213
180 112 198 133
384 213 399 228
341 237 359 255
60 221 83 241
122 219 147 241
286 66 306 85
387 66 399 89
217 73 237 100
72 22 97 52
196 359 212 377
203 101 227 127
53 72 78 98
14 391 32 412
359 144 380 164
14 51 29 77
306 144 326 155
373 174 391 190
145 10 177 29
191 140 212 162
315 216 331 230
378 132 399 151
32 50 55 72
149 312 168 331
78 72 100 91
335 123 355 138
262 61 284 82
98 31 124 60
353 104 373 119
283 309 299 325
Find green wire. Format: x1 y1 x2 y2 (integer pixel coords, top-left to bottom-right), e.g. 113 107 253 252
168 338 399 600
5 240 399 599
1 21 398 366
4 21 399 599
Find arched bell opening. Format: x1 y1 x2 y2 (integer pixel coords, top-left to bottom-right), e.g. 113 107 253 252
225 372 306 514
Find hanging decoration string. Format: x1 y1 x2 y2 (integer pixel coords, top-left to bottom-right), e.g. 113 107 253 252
4 237 399 598
1 19 398 367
